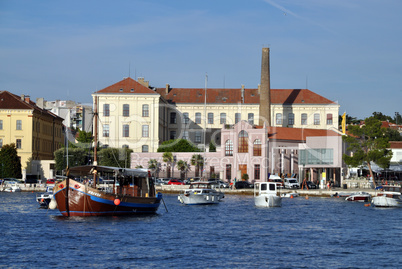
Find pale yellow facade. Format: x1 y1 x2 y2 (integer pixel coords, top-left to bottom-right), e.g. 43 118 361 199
0 108 64 171
93 93 168 153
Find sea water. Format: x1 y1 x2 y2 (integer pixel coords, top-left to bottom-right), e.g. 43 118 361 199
0 192 400 268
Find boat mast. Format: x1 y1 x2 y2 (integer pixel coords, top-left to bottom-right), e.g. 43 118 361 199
93 95 98 188
203 74 207 180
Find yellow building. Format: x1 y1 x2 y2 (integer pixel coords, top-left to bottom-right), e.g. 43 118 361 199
0 91 64 177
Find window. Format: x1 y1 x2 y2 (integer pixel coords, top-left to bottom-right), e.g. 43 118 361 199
16 139 21 149
299 149 333 165
183 112 189 124
0 138 2 148
170 131 176 140
225 140 233 156
142 104 149 117
123 104 129 117
226 164 232 180
235 113 241 124
123 125 129 137
238 130 248 153
170 112 177 124
195 113 201 124
301 113 307 125
248 113 254 125
208 113 214 124
253 139 262 156
142 125 149 137
314 113 320 125
220 113 226 124
195 131 201 143
142 145 149 152
104 104 110 117
276 113 282 125
288 113 294 125
16 120 22 130
254 164 260 180
0 120 2 130
183 131 189 140
327 114 333 125
103 124 109 137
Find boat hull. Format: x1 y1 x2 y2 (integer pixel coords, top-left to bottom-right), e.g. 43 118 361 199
372 196 402 207
178 192 224 205
53 179 162 216
345 192 371 202
254 195 282 207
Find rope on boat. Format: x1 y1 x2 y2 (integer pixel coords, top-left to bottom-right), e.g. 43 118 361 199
161 197 168 212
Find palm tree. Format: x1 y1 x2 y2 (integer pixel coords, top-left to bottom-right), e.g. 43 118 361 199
148 159 160 178
190 154 204 178
162 152 174 178
177 160 190 180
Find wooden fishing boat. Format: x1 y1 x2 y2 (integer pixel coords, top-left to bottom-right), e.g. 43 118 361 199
51 166 162 216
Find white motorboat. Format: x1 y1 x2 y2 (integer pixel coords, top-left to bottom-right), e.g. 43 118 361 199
371 186 402 208
281 192 299 198
345 192 371 202
178 182 224 205
36 186 54 208
254 182 282 207
2 181 21 192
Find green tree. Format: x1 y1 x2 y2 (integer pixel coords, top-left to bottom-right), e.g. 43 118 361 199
54 147 89 171
148 159 160 178
98 147 132 168
372 112 393 122
342 117 393 186
242 173 249 181
209 141 216 152
190 154 204 178
176 160 190 180
385 128 402 141
157 139 200 152
76 130 93 144
162 152 174 178
0 144 22 179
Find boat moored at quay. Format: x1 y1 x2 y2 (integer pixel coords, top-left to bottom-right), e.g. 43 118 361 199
52 165 163 217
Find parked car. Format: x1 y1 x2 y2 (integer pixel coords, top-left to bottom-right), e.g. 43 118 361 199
153 178 164 186
158 178 171 185
305 181 317 189
46 179 56 185
185 177 202 184
284 178 300 189
168 179 185 185
208 179 229 188
235 181 254 189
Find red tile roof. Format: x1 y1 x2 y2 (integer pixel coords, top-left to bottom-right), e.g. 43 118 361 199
268 126 341 141
95 77 158 94
154 87 336 105
389 141 402 149
0 91 62 120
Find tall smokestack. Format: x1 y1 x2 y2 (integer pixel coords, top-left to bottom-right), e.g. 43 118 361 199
259 47 271 126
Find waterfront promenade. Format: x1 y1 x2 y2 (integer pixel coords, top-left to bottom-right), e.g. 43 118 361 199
6 182 398 198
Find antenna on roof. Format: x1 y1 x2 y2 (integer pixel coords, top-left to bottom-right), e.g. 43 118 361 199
129 61 131 78
305 75 308 90
223 74 225 89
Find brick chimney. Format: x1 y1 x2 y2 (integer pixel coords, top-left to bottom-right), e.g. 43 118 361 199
259 47 271 126
165 83 170 95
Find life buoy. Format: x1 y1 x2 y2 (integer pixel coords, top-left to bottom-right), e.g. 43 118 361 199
74 184 80 189
59 184 64 188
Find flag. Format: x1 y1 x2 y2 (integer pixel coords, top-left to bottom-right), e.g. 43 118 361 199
341 112 346 134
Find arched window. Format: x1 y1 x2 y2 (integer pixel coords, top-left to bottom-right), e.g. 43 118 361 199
276 113 282 125
253 139 262 156
225 140 233 156
238 130 248 153
288 113 294 125
301 113 307 125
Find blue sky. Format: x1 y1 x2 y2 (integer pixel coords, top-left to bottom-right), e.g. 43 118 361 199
1 0 401 120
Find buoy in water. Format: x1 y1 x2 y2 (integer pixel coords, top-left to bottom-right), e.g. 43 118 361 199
48 198 57 210
305 195 309 200
114 199 121 206
290 195 294 199
364 204 370 207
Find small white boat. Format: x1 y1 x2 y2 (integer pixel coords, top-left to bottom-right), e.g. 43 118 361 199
372 186 402 208
281 192 299 198
254 182 282 207
2 181 21 192
178 182 224 205
345 192 371 202
36 186 54 208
